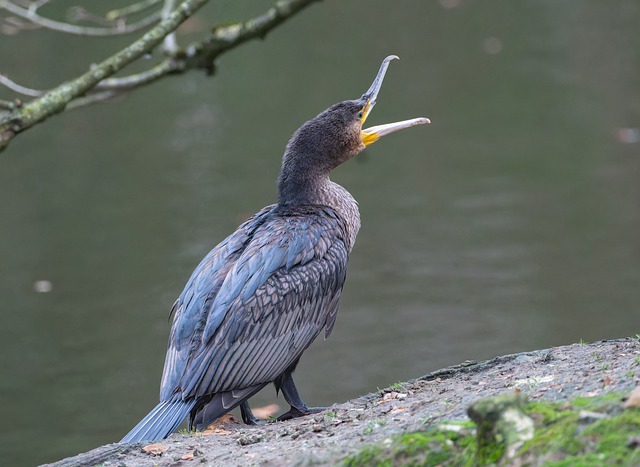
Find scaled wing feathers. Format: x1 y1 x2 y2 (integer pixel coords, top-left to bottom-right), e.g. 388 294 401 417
160 205 350 402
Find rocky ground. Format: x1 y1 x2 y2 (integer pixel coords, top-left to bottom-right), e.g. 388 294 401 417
46 338 640 466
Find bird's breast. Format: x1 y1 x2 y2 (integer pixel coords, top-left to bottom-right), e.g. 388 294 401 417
321 181 360 251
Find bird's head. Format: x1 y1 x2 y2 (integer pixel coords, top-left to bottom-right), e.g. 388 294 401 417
283 55 430 174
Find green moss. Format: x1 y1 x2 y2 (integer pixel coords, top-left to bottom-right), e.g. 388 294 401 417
523 404 584 456
344 392 640 466
344 445 388 467
570 392 623 408
522 395 640 465
344 422 476 466
578 408 640 464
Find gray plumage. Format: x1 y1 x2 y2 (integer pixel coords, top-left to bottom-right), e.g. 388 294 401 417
121 102 363 443
120 56 428 443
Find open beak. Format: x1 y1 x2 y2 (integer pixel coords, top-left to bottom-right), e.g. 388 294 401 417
360 55 430 146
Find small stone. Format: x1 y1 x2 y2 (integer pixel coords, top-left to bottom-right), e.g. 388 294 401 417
237 434 262 446
627 436 640 449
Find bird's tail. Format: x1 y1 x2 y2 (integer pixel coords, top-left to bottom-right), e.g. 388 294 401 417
120 399 197 443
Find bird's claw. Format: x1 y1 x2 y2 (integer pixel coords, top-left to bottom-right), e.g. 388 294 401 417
277 406 327 421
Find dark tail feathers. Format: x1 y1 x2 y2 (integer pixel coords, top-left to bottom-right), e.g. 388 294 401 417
120 399 197 443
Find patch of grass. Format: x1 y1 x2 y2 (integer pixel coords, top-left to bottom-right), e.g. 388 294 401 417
388 381 406 391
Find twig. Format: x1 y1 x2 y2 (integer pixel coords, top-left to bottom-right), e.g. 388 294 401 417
67 90 122 110
107 0 162 21
0 99 15 110
0 73 44 96
0 0 209 150
94 60 178 90
0 0 322 152
161 0 178 55
185 0 321 72
0 0 161 36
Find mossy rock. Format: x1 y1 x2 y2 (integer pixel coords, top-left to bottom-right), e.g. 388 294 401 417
344 391 640 466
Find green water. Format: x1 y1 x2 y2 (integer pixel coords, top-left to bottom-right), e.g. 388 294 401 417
1 1 639 464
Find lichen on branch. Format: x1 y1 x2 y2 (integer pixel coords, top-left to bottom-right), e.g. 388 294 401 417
0 0 321 153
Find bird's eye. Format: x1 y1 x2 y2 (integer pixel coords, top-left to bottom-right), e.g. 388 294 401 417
357 111 364 119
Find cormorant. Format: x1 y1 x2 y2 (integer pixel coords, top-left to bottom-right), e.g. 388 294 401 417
121 55 429 443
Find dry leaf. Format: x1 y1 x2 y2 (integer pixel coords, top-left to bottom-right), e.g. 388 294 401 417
603 375 612 388
142 444 169 456
202 413 237 432
624 386 640 408
181 452 195 460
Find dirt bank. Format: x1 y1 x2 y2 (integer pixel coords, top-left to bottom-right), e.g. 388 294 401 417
45 338 640 466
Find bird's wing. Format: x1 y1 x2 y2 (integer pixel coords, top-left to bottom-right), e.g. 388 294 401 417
162 206 350 401
159 206 274 400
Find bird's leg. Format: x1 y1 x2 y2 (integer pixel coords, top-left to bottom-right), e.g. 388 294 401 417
277 372 327 421
239 400 263 425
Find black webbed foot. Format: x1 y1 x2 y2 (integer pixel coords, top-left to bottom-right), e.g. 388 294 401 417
277 405 327 421
240 401 265 425
276 371 328 421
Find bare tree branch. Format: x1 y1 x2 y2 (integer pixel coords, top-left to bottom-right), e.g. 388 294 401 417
95 60 178 91
97 0 324 90
0 0 209 150
0 73 44 96
0 0 161 36
0 98 15 110
0 0 321 153
106 0 163 21
187 0 322 73
161 0 178 55
67 90 122 110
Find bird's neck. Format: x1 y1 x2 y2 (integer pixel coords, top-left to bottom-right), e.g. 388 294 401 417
277 169 361 250
277 166 331 206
